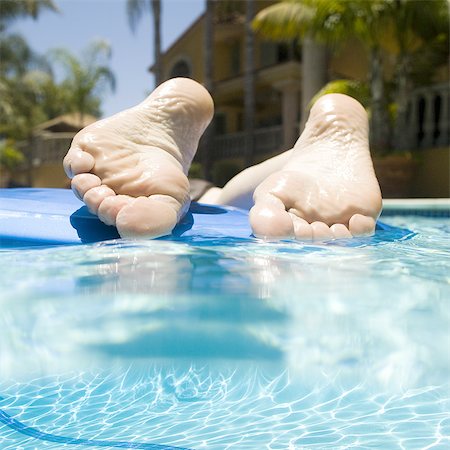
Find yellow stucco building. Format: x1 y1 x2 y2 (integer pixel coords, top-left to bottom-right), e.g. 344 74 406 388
10 2 448 197
154 1 449 197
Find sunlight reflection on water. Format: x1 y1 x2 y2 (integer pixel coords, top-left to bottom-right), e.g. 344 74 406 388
0 215 449 449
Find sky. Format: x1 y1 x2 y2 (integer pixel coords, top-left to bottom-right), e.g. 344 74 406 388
10 0 205 117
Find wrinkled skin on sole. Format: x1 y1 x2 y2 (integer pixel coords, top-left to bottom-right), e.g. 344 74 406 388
250 94 382 241
64 78 214 239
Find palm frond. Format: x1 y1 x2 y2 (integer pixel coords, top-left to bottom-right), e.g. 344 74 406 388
252 1 314 41
310 79 370 108
84 38 113 69
93 66 117 94
126 0 150 32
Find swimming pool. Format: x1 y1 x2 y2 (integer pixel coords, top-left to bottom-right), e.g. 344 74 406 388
1 205 449 449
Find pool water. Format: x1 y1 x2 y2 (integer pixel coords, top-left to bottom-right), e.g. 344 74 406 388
0 214 449 449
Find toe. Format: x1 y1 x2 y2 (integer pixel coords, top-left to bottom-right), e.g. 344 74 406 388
63 146 95 178
97 195 133 226
250 196 295 240
311 222 334 240
71 173 102 200
83 185 116 215
289 214 313 240
115 195 183 239
349 214 376 237
330 223 352 239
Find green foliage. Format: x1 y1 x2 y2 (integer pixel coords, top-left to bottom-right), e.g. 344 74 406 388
310 79 370 108
0 2 114 142
252 0 356 46
212 159 244 188
0 72 50 140
188 162 204 179
48 39 116 120
0 35 115 141
0 140 25 171
253 0 449 152
0 0 58 32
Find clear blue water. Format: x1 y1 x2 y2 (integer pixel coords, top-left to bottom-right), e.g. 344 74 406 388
0 214 449 449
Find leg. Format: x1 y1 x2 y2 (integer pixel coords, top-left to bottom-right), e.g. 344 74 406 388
249 94 382 240
64 78 214 239
198 150 293 208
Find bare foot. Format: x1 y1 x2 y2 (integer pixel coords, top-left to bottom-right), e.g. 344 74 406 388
249 94 382 240
63 78 214 238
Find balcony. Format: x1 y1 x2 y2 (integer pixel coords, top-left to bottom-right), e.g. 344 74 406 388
25 132 75 166
407 82 449 149
212 125 282 160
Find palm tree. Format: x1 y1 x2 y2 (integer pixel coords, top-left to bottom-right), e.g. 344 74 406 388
252 0 393 149
386 0 449 150
0 32 52 78
0 33 58 142
204 0 215 93
49 40 116 124
126 0 162 86
0 0 58 31
253 0 449 152
244 0 256 166
252 0 332 132
0 74 46 140
349 0 392 151
201 0 215 179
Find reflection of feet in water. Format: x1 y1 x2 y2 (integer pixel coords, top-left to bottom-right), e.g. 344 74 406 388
250 94 382 240
64 78 213 239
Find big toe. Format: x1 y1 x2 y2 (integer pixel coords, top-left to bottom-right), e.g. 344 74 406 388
349 214 376 237
63 146 95 178
115 195 182 239
249 198 295 240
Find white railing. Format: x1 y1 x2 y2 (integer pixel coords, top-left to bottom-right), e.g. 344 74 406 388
407 82 449 149
28 133 75 165
213 131 247 159
213 125 282 159
254 125 283 155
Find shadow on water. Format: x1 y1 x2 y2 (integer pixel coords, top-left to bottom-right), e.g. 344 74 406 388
89 327 283 360
70 206 120 243
73 242 287 362
69 203 230 243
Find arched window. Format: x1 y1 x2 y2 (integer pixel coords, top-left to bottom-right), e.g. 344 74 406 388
170 60 191 78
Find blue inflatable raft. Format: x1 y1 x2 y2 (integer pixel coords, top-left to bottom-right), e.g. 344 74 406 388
0 188 413 248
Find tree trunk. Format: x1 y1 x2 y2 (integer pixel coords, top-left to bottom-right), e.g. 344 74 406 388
244 0 255 167
300 34 328 131
393 54 411 151
369 47 390 152
201 0 215 180
204 0 214 93
151 0 162 86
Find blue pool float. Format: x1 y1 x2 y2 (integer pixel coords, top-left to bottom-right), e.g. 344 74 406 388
0 188 412 247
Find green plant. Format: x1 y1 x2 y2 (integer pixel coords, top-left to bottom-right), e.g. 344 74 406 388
0 140 25 171
211 159 244 187
188 161 204 179
310 79 370 108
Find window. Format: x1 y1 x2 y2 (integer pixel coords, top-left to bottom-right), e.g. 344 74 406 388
230 41 241 76
214 113 227 135
170 60 191 78
260 42 277 67
260 40 301 68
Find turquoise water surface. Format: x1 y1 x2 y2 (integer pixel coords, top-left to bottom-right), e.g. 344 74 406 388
0 214 449 449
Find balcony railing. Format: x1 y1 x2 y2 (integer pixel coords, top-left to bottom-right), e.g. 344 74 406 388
18 132 75 167
19 81 448 172
212 125 282 160
407 82 449 149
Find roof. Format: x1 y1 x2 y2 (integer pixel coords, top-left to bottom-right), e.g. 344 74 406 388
34 113 98 133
